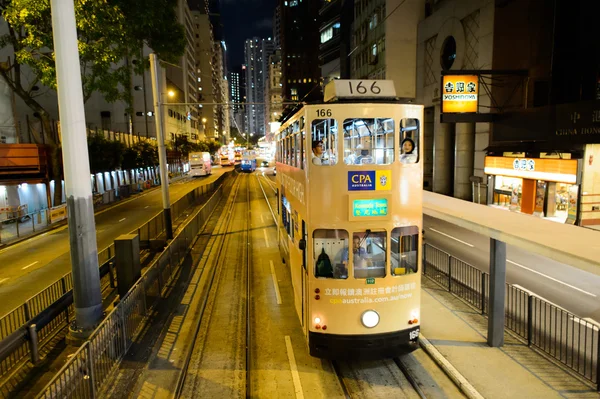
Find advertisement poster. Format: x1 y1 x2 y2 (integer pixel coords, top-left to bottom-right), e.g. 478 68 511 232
534 181 546 217
566 185 579 225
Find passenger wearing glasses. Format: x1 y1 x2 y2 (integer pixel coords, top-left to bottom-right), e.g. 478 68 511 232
312 140 323 165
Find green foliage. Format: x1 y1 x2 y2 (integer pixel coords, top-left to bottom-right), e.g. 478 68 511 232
87 134 125 174
121 141 158 170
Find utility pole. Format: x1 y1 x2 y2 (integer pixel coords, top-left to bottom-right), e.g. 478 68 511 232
50 0 102 336
149 53 173 239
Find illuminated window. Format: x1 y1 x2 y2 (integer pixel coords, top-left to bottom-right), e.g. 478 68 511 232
321 27 333 43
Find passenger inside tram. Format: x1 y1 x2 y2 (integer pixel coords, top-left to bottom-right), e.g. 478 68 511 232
311 140 323 165
342 232 386 279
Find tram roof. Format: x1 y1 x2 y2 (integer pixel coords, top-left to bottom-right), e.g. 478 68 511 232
423 191 600 276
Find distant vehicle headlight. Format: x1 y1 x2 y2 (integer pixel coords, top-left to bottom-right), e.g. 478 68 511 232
361 310 379 328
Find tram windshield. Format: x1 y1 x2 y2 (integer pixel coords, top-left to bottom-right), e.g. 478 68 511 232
343 118 395 165
391 226 419 275
349 231 386 279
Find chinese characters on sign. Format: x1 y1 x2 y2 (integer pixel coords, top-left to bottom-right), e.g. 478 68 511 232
324 283 417 304
352 198 388 217
512 158 535 172
441 75 479 113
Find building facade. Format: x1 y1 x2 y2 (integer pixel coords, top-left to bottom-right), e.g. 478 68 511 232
279 0 322 110
192 10 217 139
265 50 283 141
244 38 274 137
318 0 354 83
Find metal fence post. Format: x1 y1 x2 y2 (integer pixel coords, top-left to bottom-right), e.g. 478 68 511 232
16 219 19 237
448 256 452 292
24 302 31 321
32 216 35 232
108 261 116 288
28 324 40 364
422 244 427 275
86 343 97 399
481 272 486 315
596 333 600 392
527 294 533 346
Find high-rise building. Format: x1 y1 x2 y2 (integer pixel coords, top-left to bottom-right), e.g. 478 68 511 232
273 5 282 49
192 10 217 139
279 0 321 112
229 66 246 136
265 50 283 141
318 0 354 84
244 38 274 137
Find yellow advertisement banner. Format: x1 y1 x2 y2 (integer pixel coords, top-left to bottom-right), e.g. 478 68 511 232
442 75 479 113
375 170 391 191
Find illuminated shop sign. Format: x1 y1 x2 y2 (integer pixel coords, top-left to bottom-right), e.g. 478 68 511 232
441 75 479 113
352 198 388 217
513 158 535 171
484 157 577 184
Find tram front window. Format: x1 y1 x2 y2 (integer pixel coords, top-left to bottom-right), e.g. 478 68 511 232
346 231 386 279
313 229 348 279
311 119 338 165
343 118 394 165
391 226 419 275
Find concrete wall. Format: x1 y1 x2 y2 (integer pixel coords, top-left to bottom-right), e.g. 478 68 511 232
581 144 600 227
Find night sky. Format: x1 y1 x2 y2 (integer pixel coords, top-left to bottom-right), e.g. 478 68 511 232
221 0 278 68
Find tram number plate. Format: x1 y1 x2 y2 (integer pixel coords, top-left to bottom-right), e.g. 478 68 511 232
409 329 420 340
316 109 332 118
366 277 375 284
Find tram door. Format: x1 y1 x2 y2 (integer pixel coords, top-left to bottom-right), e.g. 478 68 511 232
301 220 307 332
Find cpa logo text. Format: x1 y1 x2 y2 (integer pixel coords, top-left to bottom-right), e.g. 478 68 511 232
352 175 372 184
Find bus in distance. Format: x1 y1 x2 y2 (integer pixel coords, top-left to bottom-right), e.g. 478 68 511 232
188 152 211 177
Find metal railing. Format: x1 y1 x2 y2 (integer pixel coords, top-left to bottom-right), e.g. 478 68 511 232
0 174 227 395
0 209 51 244
423 243 600 390
38 179 226 398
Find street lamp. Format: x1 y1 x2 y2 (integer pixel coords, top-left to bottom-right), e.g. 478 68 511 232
202 117 207 123
168 90 175 98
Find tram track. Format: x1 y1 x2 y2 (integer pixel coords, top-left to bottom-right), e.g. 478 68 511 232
173 173 253 398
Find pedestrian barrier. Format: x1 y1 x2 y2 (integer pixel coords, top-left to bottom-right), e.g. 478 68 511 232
37 179 226 398
423 243 600 390
0 174 228 396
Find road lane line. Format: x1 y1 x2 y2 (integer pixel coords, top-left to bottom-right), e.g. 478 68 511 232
263 230 270 247
509 260 596 297
119 218 126 222
284 336 305 399
22 261 39 270
144 206 149 209
270 260 282 305
429 228 474 247
0 278 8 284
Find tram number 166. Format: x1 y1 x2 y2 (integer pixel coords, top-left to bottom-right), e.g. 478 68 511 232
409 329 420 340
316 109 332 117
348 81 382 95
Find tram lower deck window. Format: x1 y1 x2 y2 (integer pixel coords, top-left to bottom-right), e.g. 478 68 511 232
313 229 348 279
346 231 386 279
391 226 419 275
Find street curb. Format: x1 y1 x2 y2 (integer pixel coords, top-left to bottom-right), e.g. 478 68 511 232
419 334 485 399
0 175 188 252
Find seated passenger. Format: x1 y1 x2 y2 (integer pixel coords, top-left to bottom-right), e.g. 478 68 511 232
355 149 374 165
400 138 418 164
312 140 323 165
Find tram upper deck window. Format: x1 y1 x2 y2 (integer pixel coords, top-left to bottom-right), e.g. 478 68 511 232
344 231 386 279
400 118 419 164
391 226 419 275
343 118 394 165
311 119 338 165
313 229 349 279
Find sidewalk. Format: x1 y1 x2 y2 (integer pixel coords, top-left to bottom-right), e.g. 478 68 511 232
0 174 188 250
420 277 600 399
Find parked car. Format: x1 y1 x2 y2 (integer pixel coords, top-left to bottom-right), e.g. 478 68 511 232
261 160 269 167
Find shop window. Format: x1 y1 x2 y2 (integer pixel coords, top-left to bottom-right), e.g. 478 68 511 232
348 231 386 279
313 229 348 279
311 119 338 166
391 226 419 276
343 118 394 165
400 118 419 164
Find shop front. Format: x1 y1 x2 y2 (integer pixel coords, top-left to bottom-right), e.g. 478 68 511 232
484 156 579 223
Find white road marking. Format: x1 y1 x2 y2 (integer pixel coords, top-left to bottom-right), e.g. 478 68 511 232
0 278 8 284
119 218 126 222
263 230 270 247
429 228 474 247
144 206 149 209
284 336 305 399
260 214 265 223
509 261 597 297
22 261 39 270
270 260 282 305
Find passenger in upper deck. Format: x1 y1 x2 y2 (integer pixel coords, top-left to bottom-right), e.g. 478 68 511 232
400 138 418 164
312 140 323 165
356 149 374 165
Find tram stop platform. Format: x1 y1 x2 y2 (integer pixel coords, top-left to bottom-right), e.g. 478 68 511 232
419 277 600 399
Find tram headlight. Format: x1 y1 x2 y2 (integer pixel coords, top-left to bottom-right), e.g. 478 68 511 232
361 310 380 328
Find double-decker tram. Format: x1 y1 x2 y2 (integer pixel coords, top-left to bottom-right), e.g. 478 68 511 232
275 80 423 359
240 150 257 172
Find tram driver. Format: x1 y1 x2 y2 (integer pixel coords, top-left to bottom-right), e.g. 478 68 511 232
341 235 373 269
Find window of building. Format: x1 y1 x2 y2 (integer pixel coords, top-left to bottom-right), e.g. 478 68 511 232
369 13 378 30
391 226 419 275
400 118 419 164
311 119 338 166
372 43 377 57
349 231 386 279
321 27 333 44
313 229 348 279
343 118 394 165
